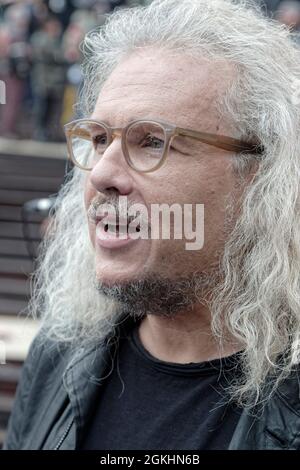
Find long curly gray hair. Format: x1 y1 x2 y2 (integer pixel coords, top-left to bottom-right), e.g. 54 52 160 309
30 0 300 408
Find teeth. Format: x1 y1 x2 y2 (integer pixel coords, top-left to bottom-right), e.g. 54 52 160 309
104 224 118 233
108 224 118 233
103 219 142 234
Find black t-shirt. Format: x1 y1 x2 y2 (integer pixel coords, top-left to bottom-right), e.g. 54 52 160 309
80 322 242 450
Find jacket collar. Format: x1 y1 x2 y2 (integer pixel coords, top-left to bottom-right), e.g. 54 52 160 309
229 370 300 449
63 314 138 447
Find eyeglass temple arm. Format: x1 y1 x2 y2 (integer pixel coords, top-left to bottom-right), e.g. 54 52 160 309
65 128 92 140
176 128 263 154
65 127 122 141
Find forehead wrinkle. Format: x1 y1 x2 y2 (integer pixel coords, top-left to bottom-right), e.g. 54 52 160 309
95 81 216 125
93 53 234 132
100 60 202 98
92 97 164 125
99 81 192 104
101 71 208 98
93 96 219 132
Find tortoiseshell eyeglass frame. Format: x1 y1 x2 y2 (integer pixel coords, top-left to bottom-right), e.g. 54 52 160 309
64 118 263 173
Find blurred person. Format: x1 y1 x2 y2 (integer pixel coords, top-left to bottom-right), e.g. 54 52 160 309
30 15 66 141
2 1 31 39
3 0 300 450
0 3 31 137
26 0 50 37
46 0 76 29
61 9 99 124
275 0 300 28
0 26 11 113
61 20 84 124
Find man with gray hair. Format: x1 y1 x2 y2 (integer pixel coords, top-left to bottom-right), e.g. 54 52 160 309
4 0 300 450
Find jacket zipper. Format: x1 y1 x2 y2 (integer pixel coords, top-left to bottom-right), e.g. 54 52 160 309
54 418 74 450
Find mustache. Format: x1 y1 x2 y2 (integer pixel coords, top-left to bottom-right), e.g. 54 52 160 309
87 193 112 221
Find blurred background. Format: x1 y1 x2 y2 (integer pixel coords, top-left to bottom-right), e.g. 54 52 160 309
0 0 155 142
0 0 299 448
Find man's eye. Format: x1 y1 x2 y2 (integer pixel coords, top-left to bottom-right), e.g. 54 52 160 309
93 134 107 146
141 134 164 149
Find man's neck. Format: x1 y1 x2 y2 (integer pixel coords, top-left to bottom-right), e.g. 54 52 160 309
138 306 241 364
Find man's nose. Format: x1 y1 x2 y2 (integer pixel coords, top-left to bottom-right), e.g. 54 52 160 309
88 137 133 195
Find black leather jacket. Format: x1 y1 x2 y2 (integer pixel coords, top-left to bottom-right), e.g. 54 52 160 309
3 318 300 450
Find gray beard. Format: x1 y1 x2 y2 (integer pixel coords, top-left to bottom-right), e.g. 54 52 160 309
95 271 219 319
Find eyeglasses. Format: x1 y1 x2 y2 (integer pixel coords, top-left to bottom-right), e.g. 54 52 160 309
64 118 263 173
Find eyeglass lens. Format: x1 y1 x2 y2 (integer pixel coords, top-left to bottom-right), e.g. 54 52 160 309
70 121 166 171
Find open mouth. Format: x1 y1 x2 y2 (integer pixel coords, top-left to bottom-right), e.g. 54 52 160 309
101 215 141 236
104 224 141 234
103 221 141 234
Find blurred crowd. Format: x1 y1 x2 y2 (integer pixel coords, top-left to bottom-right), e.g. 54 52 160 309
0 0 299 142
0 0 151 141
